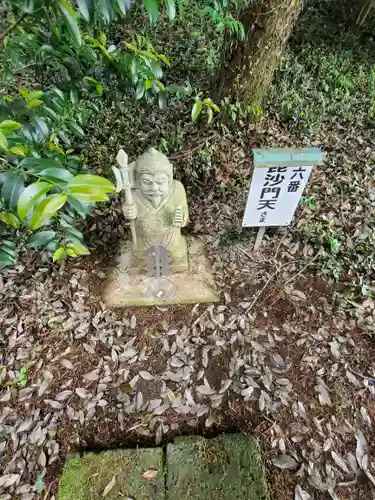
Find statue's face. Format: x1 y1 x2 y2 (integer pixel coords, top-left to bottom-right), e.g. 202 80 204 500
139 172 170 205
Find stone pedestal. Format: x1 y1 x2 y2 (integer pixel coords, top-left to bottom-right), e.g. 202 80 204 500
103 237 219 307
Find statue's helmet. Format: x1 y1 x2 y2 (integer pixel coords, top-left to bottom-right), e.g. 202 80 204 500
135 148 173 179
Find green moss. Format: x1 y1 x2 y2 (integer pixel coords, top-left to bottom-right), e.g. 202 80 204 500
59 449 164 500
166 435 268 500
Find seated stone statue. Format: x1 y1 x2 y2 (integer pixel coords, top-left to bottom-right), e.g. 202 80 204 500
121 147 189 272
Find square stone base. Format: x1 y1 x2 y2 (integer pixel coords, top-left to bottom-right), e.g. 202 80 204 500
103 237 219 307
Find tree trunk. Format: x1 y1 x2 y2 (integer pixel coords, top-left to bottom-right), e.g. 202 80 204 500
220 0 303 106
356 0 375 26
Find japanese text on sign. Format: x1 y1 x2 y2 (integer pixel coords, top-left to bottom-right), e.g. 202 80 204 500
242 164 313 227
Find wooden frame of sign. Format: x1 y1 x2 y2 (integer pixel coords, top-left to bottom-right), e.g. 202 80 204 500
242 148 324 250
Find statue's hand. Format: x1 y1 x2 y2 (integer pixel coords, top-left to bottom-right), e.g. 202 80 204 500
172 205 184 228
122 202 137 220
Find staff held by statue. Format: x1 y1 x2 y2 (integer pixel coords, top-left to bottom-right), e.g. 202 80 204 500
116 149 137 250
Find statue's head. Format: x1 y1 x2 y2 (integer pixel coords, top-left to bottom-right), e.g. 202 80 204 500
135 148 173 207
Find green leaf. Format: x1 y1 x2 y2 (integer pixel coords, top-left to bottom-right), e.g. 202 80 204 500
69 191 110 202
0 131 8 150
165 0 176 20
84 76 99 85
69 122 85 137
158 92 167 109
135 82 145 100
28 90 44 101
191 99 202 121
26 230 57 248
67 174 115 192
0 212 20 228
21 158 64 173
9 146 26 156
67 240 90 256
76 0 92 21
1 240 16 256
0 250 14 268
52 88 65 101
30 193 68 229
207 106 213 124
17 182 53 220
153 80 165 91
67 196 92 216
144 0 158 24
0 120 22 132
53 247 66 262
64 225 84 241
58 0 82 46
177 0 184 18
43 107 59 121
203 98 220 112
117 0 129 15
158 54 170 67
28 99 43 108
39 168 74 184
70 88 79 104
166 83 186 94
19 88 29 100
2 173 24 210
98 0 111 23
33 117 49 139
96 83 104 96
46 238 60 252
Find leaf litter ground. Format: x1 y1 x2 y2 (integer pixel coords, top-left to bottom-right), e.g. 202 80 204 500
1 113 375 500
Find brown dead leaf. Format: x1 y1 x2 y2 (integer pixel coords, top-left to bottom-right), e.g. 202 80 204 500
141 469 158 480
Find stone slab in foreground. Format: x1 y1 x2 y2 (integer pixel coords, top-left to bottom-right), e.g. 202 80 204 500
58 435 267 500
58 448 164 500
166 435 268 500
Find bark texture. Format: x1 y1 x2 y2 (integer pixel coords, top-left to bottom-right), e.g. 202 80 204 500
356 0 375 25
221 0 303 105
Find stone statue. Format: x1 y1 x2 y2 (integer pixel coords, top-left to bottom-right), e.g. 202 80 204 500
117 147 189 272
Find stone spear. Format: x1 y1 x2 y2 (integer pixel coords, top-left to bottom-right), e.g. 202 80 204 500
116 149 137 250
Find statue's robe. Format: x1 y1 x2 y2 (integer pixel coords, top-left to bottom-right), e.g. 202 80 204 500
132 180 188 267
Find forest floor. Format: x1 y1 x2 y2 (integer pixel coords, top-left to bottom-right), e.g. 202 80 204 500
1 3 375 500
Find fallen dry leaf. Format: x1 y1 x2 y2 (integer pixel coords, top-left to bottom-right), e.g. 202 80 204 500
141 469 158 480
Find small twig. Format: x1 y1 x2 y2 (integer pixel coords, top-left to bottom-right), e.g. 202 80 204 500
337 479 357 488
43 481 54 500
169 134 217 159
238 246 266 263
273 231 288 261
126 422 147 432
228 259 303 326
348 367 374 381
283 251 321 286
243 270 279 316
0 12 28 43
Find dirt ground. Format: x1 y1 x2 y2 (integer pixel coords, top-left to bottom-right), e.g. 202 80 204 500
1 115 375 500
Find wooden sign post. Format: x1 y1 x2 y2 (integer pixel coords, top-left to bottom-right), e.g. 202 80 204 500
242 148 324 250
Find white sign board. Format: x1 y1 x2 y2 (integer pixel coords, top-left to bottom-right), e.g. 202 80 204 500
242 164 313 227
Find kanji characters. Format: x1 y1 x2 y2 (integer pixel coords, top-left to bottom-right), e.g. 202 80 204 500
260 187 281 199
257 199 277 210
264 166 287 187
287 181 301 192
291 167 306 180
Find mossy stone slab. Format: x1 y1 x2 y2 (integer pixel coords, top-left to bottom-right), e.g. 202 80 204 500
59 448 164 500
166 434 268 500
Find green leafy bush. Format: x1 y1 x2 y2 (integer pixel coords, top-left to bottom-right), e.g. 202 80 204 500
0 0 220 269
0 89 115 267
